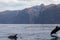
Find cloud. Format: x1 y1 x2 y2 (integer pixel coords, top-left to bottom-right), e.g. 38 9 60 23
0 0 42 11
0 0 60 11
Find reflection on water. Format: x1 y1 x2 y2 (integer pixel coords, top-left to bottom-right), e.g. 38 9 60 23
51 37 57 40
51 37 60 40
34 37 60 40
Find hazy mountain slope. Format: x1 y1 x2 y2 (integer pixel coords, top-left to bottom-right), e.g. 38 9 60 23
36 4 60 24
0 4 60 24
15 4 45 24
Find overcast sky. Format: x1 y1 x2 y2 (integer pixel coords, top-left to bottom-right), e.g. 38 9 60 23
0 0 60 11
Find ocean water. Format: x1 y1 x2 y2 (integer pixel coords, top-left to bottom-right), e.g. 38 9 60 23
0 24 60 40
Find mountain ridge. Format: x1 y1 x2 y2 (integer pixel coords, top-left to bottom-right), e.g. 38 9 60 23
0 4 60 24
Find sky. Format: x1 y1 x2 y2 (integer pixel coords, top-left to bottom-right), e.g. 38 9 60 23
0 0 60 11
